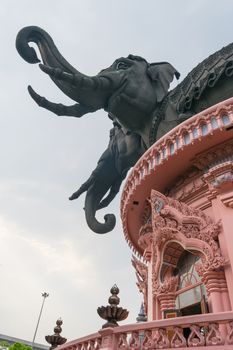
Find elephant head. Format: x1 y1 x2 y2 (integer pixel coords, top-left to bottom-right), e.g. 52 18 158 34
16 26 179 147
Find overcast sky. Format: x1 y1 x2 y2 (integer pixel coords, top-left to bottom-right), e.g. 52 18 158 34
1 0 233 345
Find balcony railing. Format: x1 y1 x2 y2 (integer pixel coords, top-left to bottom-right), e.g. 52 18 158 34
58 311 233 349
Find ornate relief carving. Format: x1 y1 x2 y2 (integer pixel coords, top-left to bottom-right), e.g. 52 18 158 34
131 255 148 313
141 330 153 350
154 276 179 296
138 224 153 260
150 189 226 298
192 139 233 170
155 276 179 311
226 321 233 345
168 141 233 208
141 197 152 225
151 189 221 246
203 160 233 206
187 325 205 347
170 327 186 348
129 331 140 350
154 328 170 349
118 333 128 350
167 167 207 203
206 323 224 346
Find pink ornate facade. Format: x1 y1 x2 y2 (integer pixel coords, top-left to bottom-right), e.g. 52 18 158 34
58 99 233 348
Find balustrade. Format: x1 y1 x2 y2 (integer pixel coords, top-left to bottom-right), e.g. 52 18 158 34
58 312 233 350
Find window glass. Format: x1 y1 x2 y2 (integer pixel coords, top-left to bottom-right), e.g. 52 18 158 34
192 128 198 138
211 117 218 129
222 115 230 126
176 286 202 309
169 143 175 155
201 124 208 135
184 133 190 145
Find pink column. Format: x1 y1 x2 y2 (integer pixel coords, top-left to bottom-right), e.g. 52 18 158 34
157 293 176 318
211 198 233 310
202 270 230 313
147 262 155 321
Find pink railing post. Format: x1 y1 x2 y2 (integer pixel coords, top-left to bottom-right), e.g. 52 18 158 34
98 328 116 350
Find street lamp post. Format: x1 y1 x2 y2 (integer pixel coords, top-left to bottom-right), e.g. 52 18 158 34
32 292 49 350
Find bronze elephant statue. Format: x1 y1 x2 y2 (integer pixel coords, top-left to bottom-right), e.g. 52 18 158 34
16 26 233 233
69 121 144 233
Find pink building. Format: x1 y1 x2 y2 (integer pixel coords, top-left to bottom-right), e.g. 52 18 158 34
58 98 233 348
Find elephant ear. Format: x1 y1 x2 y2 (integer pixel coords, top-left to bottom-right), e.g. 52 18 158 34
147 62 180 102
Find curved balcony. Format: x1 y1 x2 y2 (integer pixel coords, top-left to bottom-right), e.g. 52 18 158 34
58 311 233 349
120 97 233 255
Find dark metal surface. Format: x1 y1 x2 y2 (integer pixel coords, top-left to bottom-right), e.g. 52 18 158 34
45 319 67 350
97 285 129 328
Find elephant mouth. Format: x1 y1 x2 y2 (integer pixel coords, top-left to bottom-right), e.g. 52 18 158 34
106 79 128 110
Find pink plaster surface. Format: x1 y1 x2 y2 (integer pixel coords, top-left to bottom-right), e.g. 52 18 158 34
120 97 233 255
120 97 233 333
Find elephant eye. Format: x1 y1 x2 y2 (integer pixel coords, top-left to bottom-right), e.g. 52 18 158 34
116 61 128 70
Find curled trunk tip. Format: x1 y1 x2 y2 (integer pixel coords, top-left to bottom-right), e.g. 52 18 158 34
86 212 116 234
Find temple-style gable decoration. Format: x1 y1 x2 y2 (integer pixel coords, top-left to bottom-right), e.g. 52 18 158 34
131 256 148 313
150 189 225 273
136 189 229 319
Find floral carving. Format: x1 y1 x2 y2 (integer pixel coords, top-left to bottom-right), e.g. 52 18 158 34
118 333 128 350
151 189 224 271
206 323 224 346
202 152 233 204
138 224 153 259
142 330 153 350
131 256 148 313
157 276 179 295
129 331 140 350
187 325 205 347
170 327 186 348
192 139 233 171
168 168 206 203
226 321 233 345
153 229 176 248
141 197 152 225
149 189 226 299
154 328 170 349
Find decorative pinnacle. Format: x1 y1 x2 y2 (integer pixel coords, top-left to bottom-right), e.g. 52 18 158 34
136 302 147 322
45 319 67 350
97 285 129 328
108 284 120 306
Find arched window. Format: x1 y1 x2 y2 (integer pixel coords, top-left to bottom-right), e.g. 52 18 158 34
160 243 208 316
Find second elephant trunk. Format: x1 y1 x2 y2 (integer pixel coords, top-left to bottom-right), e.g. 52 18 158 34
84 187 116 234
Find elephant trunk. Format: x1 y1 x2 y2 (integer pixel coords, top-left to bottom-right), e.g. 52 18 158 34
16 26 124 109
84 187 116 234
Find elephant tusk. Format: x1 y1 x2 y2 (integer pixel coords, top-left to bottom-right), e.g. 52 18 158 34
28 85 49 107
39 64 78 84
28 85 94 117
39 63 113 91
